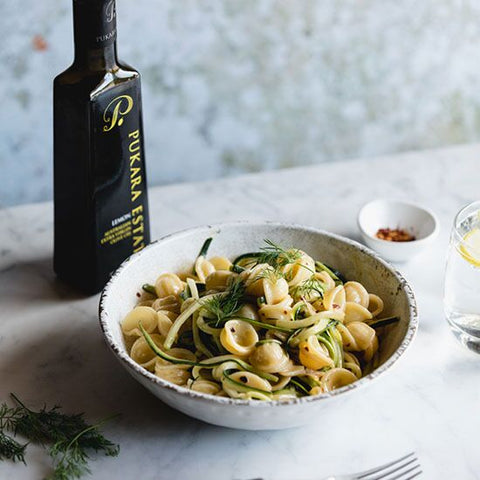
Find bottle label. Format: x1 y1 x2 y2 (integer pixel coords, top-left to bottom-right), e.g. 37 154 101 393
90 81 150 281
74 0 117 47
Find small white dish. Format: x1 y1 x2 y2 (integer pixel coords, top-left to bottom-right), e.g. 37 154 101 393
357 199 439 262
99 222 417 430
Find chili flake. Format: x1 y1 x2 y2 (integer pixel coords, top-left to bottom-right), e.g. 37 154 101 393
376 228 415 242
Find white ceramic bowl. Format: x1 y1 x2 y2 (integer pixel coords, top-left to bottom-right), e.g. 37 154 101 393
357 199 439 262
99 222 417 430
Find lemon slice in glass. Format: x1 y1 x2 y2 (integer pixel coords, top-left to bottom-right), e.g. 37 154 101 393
459 228 480 267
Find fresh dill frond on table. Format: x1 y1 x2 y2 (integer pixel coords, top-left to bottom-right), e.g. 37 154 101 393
0 430 27 463
0 393 119 480
11 393 91 445
46 416 119 480
0 401 27 463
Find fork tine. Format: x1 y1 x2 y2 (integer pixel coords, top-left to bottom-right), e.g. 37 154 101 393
356 453 415 479
383 464 422 480
400 470 422 480
364 458 420 480
361 456 419 480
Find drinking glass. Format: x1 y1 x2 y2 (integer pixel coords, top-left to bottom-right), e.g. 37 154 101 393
444 201 480 353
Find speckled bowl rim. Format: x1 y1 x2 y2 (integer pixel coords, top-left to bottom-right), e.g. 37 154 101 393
99 221 418 409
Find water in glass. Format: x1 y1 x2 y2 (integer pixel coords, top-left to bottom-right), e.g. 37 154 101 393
444 201 480 352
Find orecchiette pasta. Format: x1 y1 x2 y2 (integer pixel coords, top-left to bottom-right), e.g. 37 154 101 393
344 281 369 307
155 273 184 298
123 238 396 400
263 276 289 305
237 304 259 321
152 295 181 314
194 256 216 283
250 341 290 373
154 348 197 386
121 306 158 336
337 322 376 351
344 302 373 323
298 335 335 370
188 379 221 395
155 365 191 386
220 320 258 357
314 270 335 292
322 284 346 311
222 371 272 400
240 263 270 297
321 368 357 392
368 294 384 317
130 334 164 371
205 271 233 291
157 311 173 337
282 251 315 286
343 352 362 378
258 296 294 324
208 256 232 271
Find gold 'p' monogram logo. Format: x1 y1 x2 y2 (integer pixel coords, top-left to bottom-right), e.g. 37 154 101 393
105 0 116 22
103 95 134 132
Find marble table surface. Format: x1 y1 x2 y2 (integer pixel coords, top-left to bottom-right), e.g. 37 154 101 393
1 144 479 480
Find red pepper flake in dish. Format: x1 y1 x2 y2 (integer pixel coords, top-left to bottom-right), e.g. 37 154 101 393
376 228 415 242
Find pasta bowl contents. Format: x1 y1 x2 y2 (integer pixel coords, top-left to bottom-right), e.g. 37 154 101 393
99 222 417 430
121 238 401 401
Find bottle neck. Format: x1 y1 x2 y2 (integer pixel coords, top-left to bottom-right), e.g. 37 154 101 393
73 0 118 71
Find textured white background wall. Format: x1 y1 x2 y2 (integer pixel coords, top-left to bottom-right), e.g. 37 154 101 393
2 0 480 206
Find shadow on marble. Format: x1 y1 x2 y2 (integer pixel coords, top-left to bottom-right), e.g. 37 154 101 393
1 306 243 441
0 255 97 303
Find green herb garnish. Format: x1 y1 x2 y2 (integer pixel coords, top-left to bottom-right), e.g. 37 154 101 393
256 266 285 282
47 415 119 480
0 430 26 463
232 239 301 271
201 278 246 326
0 394 119 479
291 275 325 300
257 239 301 269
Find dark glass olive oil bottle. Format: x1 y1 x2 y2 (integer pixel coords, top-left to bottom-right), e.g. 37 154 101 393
54 0 150 294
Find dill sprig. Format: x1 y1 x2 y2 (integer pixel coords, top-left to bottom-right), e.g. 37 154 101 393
201 278 246 326
0 431 27 463
257 239 302 269
0 402 27 463
256 265 285 282
0 402 23 431
0 394 119 479
11 394 92 445
291 276 325 300
46 416 120 480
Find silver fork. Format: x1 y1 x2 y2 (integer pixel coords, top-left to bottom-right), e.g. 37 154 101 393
247 452 422 480
321 452 422 480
